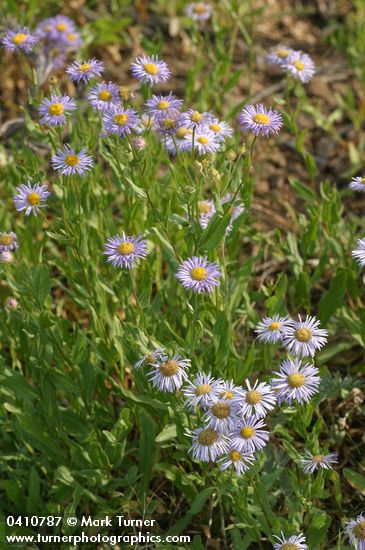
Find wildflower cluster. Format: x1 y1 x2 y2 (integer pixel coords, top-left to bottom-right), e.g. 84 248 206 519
1 7 362 549
267 44 315 83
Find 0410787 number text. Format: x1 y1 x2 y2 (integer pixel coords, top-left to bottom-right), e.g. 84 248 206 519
6 516 63 527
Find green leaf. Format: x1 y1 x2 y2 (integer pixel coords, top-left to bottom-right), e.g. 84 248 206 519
155 423 177 443
343 468 365 495
198 207 232 251
318 269 347 324
288 177 316 201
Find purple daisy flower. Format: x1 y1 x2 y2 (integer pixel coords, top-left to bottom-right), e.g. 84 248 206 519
178 109 214 130
349 176 365 192
282 314 328 357
176 256 221 293
218 448 256 475
273 532 308 550
39 15 75 41
13 181 50 217
184 128 221 155
38 94 77 127
130 54 171 86
270 358 321 405
145 92 183 121
255 314 291 344
0 232 18 253
182 372 225 411
198 199 215 229
208 118 233 142
236 379 277 419
219 380 245 402
37 16 82 51
88 81 120 112
2 27 39 53
147 354 190 392
230 416 269 453
352 238 365 267
165 126 193 155
283 51 315 83
239 103 283 137
266 44 295 66
156 115 180 136
202 400 240 433
346 513 365 550
104 232 148 269
185 3 213 22
221 193 245 235
66 58 105 82
102 105 140 137
299 450 338 474
189 427 229 462
134 348 168 369
51 145 94 176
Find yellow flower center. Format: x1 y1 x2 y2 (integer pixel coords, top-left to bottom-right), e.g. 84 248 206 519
0 234 13 246
295 327 312 342
27 192 41 206
313 454 324 463
191 266 207 281
113 113 128 126
197 136 209 145
281 545 299 550
162 118 176 129
209 123 221 132
196 383 212 395
277 49 289 59
197 428 218 446
268 321 281 331
354 521 365 540
99 90 112 101
194 4 208 14
78 63 91 73
211 402 231 419
287 373 306 388
224 391 234 400
252 113 270 125
176 127 191 139
246 390 262 405
12 33 28 45
198 201 212 214
144 63 159 75
67 33 76 42
146 353 156 363
159 360 179 377
158 100 170 110
240 426 255 439
65 154 79 166
48 103 64 116
118 242 134 255
293 60 304 71
191 111 203 123
56 23 67 31
230 450 242 462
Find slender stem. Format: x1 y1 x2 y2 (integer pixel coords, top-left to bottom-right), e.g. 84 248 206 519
190 292 199 354
128 270 145 325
